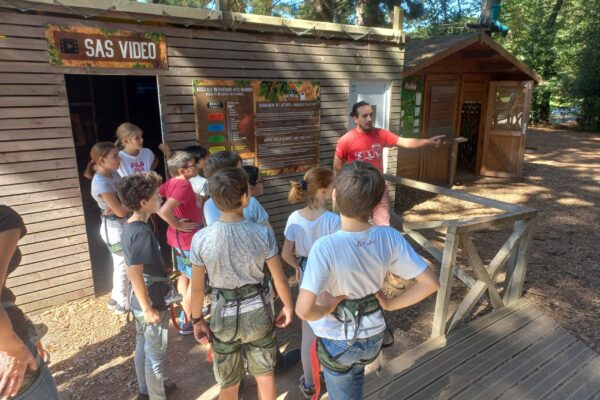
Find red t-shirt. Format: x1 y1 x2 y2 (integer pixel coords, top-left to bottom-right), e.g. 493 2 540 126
335 128 399 171
159 178 203 250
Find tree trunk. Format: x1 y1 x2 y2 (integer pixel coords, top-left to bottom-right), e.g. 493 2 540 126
538 0 565 123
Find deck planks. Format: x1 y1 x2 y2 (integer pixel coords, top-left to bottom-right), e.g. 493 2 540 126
364 301 600 400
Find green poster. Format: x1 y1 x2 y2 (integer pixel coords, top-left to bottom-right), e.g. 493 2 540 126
400 77 424 138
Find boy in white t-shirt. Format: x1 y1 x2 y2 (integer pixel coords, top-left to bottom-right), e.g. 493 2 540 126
295 161 439 400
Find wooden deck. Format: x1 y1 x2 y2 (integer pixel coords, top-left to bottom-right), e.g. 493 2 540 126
364 300 600 400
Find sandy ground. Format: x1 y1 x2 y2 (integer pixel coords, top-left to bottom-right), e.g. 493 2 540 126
30 127 600 399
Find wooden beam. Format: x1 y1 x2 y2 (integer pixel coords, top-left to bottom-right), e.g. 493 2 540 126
454 209 537 234
225 12 402 42
504 220 535 304
487 220 531 277
384 174 529 212
460 234 505 309
9 0 220 21
462 50 498 59
431 226 460 338
447 280 489 332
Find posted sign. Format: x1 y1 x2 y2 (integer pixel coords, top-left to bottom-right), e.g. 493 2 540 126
193 80 321 176
45 25 168 69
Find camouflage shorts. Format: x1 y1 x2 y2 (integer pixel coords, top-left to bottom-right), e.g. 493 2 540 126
210 296 277 388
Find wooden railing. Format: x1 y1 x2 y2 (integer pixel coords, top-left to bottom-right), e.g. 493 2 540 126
385 175 537 338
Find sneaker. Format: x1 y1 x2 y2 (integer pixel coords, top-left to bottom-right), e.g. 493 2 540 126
113 304 128 315
298 375 315 399
275 348 301 374
107 299 118 311
178 310 193 335
136 378 177 399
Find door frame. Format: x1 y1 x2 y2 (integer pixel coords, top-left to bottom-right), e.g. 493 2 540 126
420 75 461 183
480 80 533 178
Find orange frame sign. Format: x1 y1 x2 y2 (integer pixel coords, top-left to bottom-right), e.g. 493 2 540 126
45 25 168 69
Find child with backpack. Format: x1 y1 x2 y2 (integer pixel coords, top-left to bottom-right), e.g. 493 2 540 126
295 161 440 400
281 167 340 398
158 151 203 335
84 142 130 314
119 172 178 400
188 168 294 400
115 122 158 176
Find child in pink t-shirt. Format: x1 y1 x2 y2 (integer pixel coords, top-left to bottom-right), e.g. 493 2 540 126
159 150 203 334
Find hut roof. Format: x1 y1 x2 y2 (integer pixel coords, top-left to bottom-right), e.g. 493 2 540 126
404 32 541 82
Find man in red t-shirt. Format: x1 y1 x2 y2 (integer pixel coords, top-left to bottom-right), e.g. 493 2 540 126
334 101 444 226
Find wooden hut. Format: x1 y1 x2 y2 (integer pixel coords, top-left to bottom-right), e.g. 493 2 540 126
0 0 405 312
396 32 541 184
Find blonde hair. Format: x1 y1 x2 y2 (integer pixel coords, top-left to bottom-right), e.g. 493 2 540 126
288 167 334 204
84 142 117 180
115 122 142 148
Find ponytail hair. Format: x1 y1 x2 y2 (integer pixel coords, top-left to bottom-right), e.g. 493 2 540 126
288 167 334 204
115 122 142 148
84 142 117 179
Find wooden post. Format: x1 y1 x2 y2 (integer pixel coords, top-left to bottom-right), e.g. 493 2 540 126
393 6 403 32
431 226 460 338
504 220 534 304
448 137 467 186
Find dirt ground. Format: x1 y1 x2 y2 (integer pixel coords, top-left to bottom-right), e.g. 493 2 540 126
30 127 600 400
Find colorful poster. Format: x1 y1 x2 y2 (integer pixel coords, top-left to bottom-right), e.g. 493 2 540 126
193 80 320 175
400 77 424 138
193 80 256 162
45 25 167 69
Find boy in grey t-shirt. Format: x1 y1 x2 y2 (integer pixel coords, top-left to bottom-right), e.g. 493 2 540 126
189 168 294 400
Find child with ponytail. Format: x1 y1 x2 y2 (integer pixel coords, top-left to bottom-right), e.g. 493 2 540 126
281 166 340 398
84 142 130 314
115 122 158 177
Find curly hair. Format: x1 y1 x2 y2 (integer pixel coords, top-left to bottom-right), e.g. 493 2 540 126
118 171 163 211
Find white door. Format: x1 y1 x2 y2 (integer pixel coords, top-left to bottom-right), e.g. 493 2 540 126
348 81 392 171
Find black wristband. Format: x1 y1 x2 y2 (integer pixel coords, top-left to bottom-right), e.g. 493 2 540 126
190 315 204 325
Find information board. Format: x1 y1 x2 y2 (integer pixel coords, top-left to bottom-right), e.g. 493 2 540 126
193 80 321 175
400 77 424 138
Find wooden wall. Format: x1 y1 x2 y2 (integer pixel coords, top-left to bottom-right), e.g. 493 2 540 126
0 8 403 312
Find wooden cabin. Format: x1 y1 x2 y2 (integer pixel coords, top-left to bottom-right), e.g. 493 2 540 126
396 33 541 184
0 0 405 312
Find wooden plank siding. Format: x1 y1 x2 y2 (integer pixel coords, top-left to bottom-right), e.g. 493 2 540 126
0 8 403 312
0 10 95 313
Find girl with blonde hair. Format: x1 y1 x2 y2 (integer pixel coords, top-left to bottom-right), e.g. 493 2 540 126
281 166 340 398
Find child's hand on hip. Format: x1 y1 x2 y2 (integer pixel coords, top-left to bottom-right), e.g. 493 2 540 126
177 219 198 232
375 290 392 311
319 291 347 314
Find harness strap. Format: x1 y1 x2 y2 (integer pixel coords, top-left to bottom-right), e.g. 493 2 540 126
102 215 123 253
310 339 321 400
211 282 269 344
333 293 381 344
